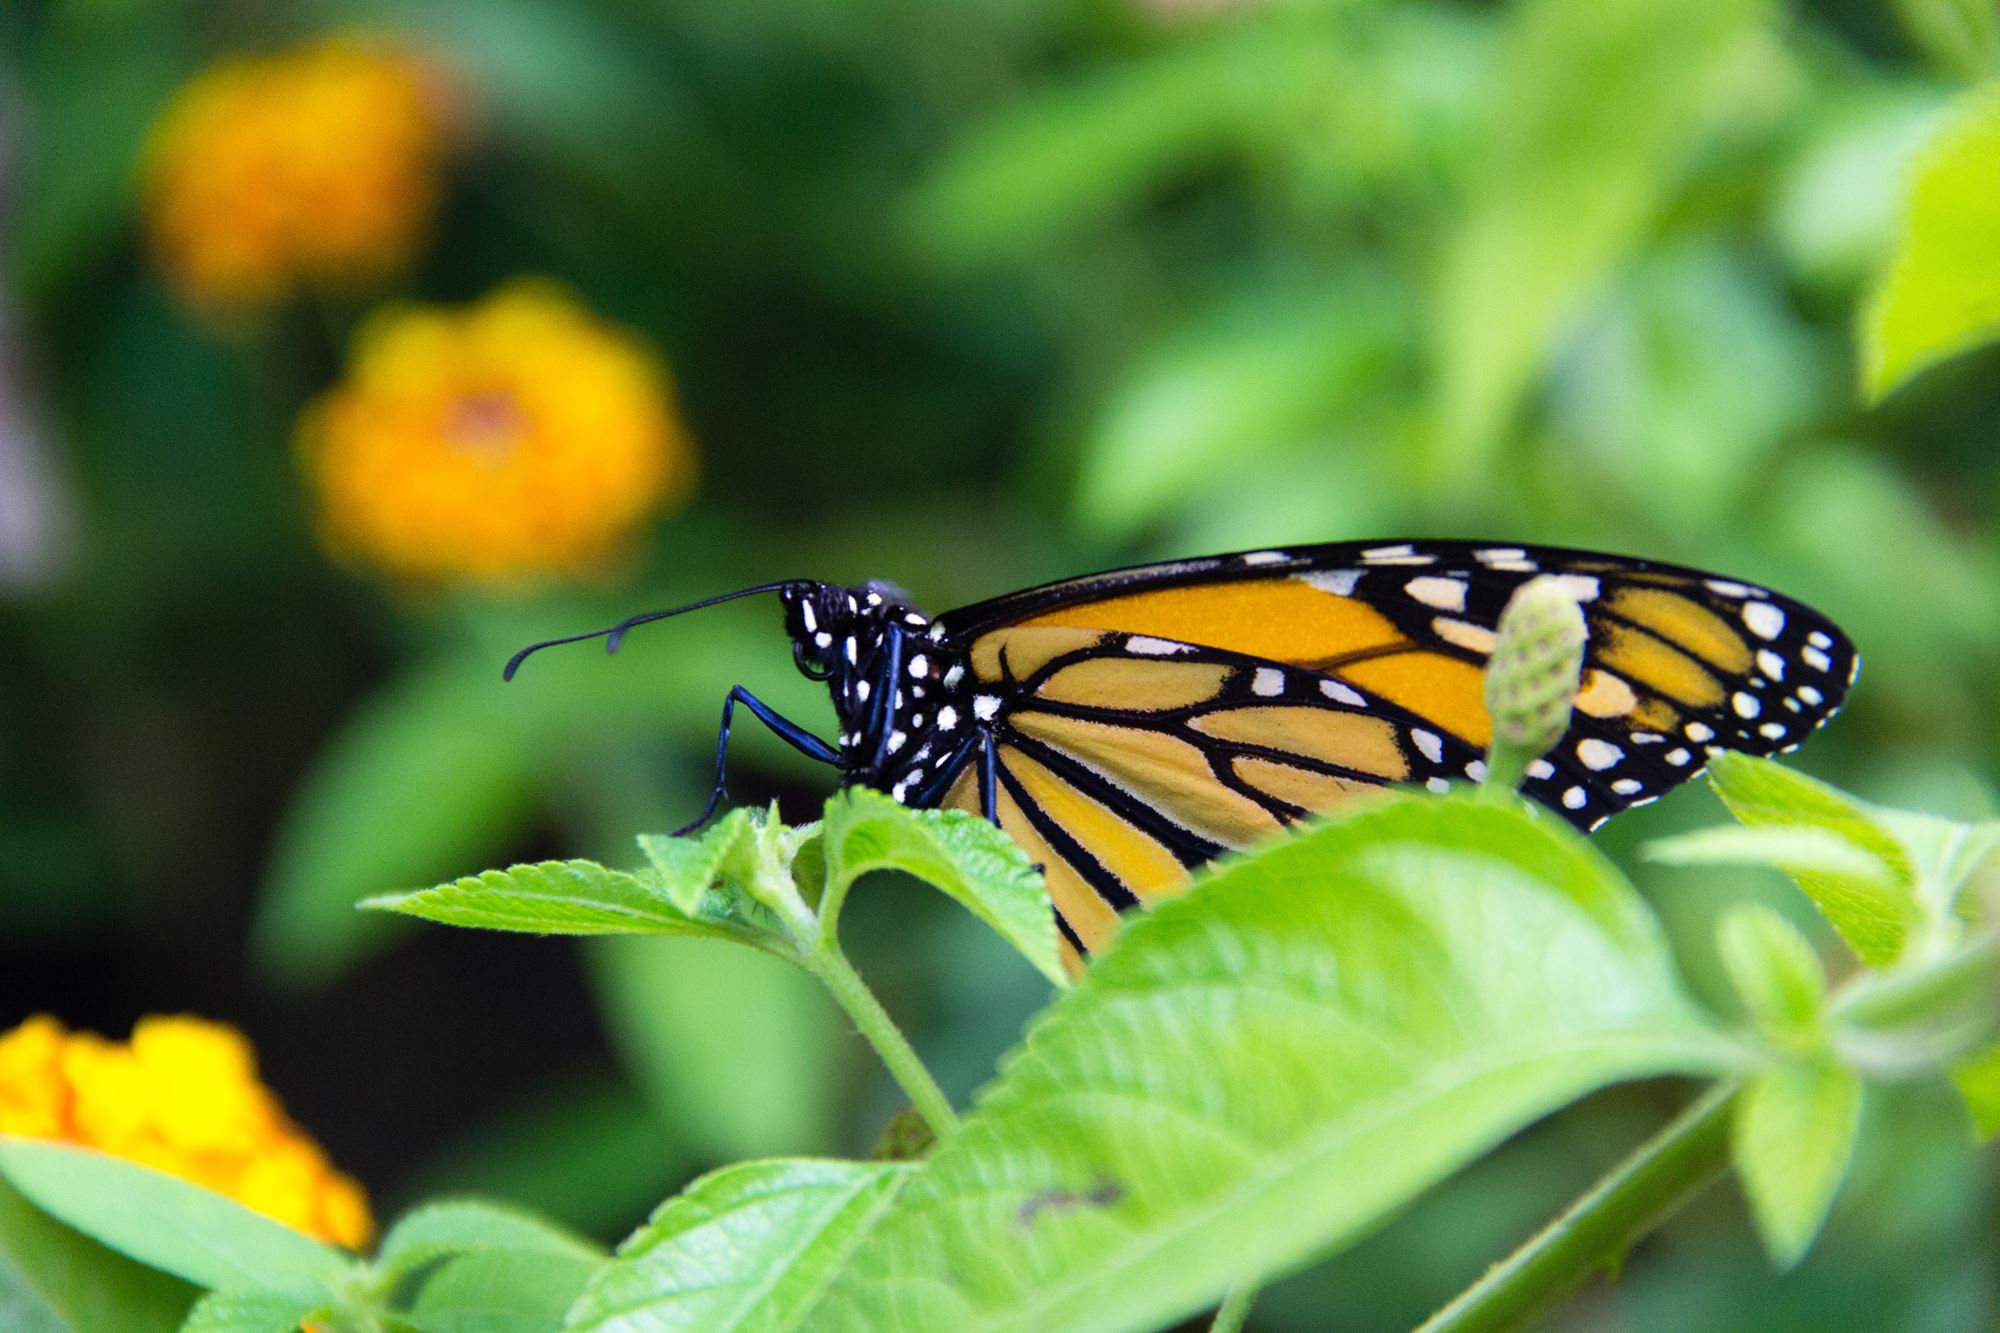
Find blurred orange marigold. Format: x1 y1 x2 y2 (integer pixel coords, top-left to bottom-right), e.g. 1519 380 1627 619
143 36 448 313
299 281 693 581
0 1014 373 1249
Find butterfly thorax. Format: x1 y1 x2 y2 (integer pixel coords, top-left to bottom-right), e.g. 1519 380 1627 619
780 581 975 803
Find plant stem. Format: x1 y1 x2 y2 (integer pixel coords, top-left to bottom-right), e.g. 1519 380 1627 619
745 835 963 1141
1210 1284 1258 1333
1416 1084 1737 1333
811 939 962 1140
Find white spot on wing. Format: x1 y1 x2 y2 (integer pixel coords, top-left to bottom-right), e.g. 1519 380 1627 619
1426 777 1452 793
1808 630 1833 649
1527 758 1555 780
1577 738 1623 770
1611 778 1644 796
1563 786 1588 810
1666 747 1691 766
1299 569 1362 596
1733 692 1761 719
1252 668 1285 697
1240 550 1288 565
973 695 1001 721
1743 601 1785 640
1802 646 1832 673
1465 759 1488 781
1685 721 1715 742
1405 575 1468 612
1798 685 1823 705
1319 678 1366 706
1706 579 1752 598
1411 729 1444 763
1759 722 1787 740
943 663 964 688
1127 635 1189 656
1434 618 1499 654
1757 649 1786 680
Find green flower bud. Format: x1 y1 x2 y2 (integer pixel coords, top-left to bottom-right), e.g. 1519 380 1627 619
1482 575 1587 794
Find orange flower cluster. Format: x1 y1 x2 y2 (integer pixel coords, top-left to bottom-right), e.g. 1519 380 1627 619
299 281 694 581
0 1014 372 1249
143 36 447 313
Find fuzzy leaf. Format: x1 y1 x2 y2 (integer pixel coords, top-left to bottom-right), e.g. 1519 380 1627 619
1705 755 1920 967
0 1176 193 1333
178 1291 314 1333
638 809 762 918
1863 83 2000 400
818 792 1065 987
563 1160 910 1333
405 1248 603 1333
375 1199 603 1287
1950 1040 2000 1140
802 798 1741 1331
1716 904 1827 1039
0 1139 350 1306
1732 1064 1863 1268
363 861 754 945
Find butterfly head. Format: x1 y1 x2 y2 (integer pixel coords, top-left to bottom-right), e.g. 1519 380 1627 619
780 581 969 797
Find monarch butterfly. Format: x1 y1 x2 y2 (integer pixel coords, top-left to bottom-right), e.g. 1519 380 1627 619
507 541 1857 966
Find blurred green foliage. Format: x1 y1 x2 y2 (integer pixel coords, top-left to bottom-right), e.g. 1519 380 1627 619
5 0 2000 1326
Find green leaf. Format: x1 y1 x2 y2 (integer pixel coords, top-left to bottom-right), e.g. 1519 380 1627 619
1705 755 1921 967
178 1290 314 1333
1716 904 1828 1040
254 662 540 987
1863 83 2000 401
564 1160 910 1333
818 791 1065 988
638 808 761 918
0 1139 352 1305
405 1248 603 1333
363 861 758 946
1646 826 1894 882
0 1175 194 1333
808 797 1742 1332
1950 1040 2000 1139
1434 0 1775 468
375 1200 603 1287
1732 1064 1863 1268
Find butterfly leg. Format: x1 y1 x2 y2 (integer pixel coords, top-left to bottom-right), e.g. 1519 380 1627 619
674 686 840 836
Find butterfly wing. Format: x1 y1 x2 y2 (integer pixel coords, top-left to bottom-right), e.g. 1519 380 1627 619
932 541 1856 962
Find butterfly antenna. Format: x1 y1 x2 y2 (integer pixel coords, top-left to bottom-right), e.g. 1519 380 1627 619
503 580 811 681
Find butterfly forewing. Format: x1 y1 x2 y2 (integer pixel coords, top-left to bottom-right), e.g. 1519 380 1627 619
935 541 1856 957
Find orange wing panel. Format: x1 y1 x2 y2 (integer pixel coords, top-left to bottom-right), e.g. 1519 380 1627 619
1020 579 1406 666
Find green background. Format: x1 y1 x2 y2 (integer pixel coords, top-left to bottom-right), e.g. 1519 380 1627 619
3 0 1996 1327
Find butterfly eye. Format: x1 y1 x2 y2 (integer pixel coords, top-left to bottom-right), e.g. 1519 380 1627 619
793 638 833 680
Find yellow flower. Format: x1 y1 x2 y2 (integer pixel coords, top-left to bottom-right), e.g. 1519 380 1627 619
299 281 694 581
143 36 448 313
0 1015 373 1249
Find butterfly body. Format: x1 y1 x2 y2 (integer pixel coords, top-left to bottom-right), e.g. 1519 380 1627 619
512 540 1858 964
